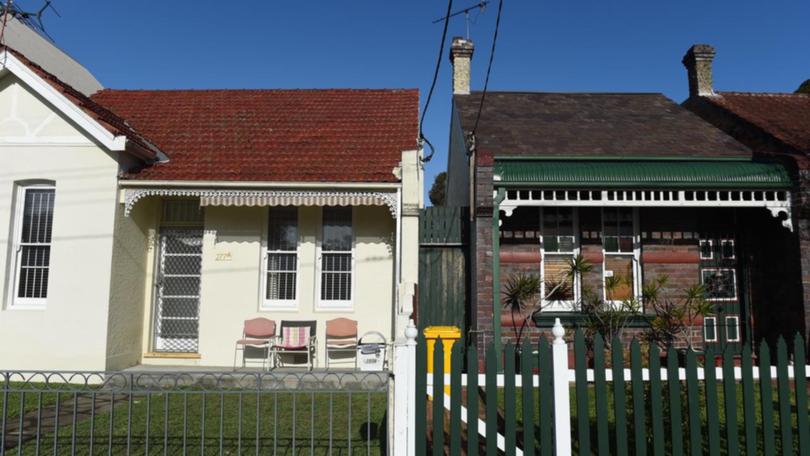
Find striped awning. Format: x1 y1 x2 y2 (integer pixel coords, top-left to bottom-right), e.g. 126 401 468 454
200 191 391 208
122 188 399 218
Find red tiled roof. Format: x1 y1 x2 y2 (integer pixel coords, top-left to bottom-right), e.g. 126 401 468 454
90 89 419 182
706 92 810 153
1 46 159 160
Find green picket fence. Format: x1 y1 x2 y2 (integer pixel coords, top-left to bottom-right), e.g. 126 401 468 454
416 328 810 456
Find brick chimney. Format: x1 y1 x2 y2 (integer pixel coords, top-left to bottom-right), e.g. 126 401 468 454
682 44 716 97
450 37 474 95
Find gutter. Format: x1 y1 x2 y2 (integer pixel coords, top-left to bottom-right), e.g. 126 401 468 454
118 180 401 190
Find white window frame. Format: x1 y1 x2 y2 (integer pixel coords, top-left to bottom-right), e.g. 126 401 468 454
703 316 718 342
601 207 641 306
316 207 355 310
260 207 300 311
720 239 736 260
7 183 55 310
539 207 580 312
701 267 738 301
699 239 714 260
725 316 741 342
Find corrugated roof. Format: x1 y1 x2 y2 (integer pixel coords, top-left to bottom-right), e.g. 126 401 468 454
494 160 792 188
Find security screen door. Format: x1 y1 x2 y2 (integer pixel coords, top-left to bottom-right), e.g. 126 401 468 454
152 198 204 352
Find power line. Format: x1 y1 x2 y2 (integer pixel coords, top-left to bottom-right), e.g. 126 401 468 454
471 0 503 136
0 0 12 48
419 0 454 163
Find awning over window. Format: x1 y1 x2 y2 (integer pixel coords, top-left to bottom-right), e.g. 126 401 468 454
493 160 792 189
122 189 399 218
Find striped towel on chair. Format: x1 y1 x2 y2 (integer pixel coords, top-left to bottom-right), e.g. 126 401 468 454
280 326 310 349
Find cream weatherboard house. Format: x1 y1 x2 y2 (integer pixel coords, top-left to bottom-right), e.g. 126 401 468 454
0 45 422 370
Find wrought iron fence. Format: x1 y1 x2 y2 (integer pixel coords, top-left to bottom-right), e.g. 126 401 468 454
0 370 390 455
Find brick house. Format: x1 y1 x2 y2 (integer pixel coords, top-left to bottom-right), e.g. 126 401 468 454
682 44 810 348
444 38 802 355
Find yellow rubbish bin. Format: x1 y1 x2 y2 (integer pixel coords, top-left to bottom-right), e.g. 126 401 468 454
424 326 461 396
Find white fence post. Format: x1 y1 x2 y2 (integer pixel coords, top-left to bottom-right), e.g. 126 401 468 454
392 319 418 456
551 318 572 456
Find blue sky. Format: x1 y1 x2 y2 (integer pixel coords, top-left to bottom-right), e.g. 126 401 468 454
22 0 810 200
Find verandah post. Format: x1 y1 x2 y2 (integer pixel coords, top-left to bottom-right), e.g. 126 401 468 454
551 318 572 456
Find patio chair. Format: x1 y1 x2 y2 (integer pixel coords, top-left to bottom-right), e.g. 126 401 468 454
325 318 358 369
272 320 317 370
234 318 276 370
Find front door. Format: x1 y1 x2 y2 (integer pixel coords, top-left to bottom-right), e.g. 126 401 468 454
153 228 203 352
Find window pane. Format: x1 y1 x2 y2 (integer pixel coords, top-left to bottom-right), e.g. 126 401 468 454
725 317 739 341
544 255 574 301
20 189 55 244
721 240 735 259
702 269 736 299
543 235 559 252
700 240 713 259
558 236 575 253
323 207 352 251
618 236 633 253
267 271 297 300
704 317 717 341
603 237 619 253
605 256 634 301
321 253 352 301
268 208 298 251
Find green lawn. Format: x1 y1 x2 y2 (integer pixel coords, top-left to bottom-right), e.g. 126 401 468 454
5 390 388 455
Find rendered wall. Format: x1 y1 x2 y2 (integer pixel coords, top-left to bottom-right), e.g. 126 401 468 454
105 198 157 370
143 204 397 367
0 74 118 370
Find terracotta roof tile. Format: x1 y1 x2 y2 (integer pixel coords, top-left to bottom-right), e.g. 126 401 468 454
90 89 419 182
705 92 810 153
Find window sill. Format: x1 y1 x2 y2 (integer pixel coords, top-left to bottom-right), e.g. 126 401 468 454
143 352 201 359
7 302 47 311
260 301 299 312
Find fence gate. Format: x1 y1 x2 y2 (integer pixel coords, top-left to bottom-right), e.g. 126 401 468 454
417 206 468 331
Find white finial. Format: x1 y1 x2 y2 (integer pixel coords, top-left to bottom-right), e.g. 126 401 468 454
405 319 418 345
552 318 565 345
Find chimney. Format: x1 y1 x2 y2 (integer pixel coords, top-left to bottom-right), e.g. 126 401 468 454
450 37 474 95
682 44 716 97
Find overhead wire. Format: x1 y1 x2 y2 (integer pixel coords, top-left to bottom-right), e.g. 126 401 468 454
471 0 503 136
419 0 454 163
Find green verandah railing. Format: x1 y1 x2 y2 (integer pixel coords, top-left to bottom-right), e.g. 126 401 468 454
417 319 810 456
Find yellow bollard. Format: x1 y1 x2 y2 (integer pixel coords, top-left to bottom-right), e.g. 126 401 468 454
424 326 461 395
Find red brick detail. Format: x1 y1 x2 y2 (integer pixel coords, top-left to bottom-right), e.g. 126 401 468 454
582 251 604 264
500 250 541 264
641 250 700 264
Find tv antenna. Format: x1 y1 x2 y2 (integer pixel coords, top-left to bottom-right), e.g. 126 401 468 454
432 0 489 39
0 0 60 42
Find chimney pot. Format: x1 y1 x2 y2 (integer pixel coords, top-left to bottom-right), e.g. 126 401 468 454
682 44 716 97
450 37 474 95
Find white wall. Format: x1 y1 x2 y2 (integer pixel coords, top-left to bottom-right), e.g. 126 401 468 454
105 198 157 370
0 73 119 370
140 204 396 368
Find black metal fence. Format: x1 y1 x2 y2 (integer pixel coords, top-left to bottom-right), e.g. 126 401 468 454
0 370 390 455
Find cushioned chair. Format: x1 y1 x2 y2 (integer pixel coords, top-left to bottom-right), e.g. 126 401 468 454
325 318 358 369
272 320 317 370
234 318 276 370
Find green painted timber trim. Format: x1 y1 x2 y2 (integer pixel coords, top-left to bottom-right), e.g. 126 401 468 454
493 160 792 189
